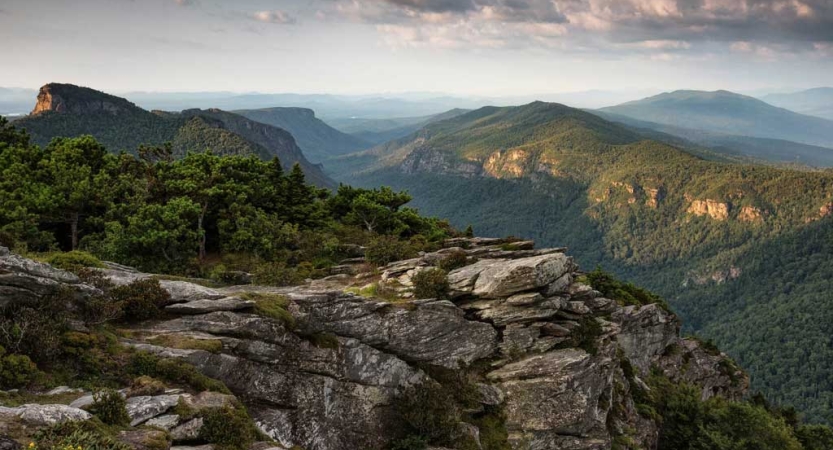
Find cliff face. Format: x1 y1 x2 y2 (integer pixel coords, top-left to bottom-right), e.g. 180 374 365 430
0 241 747 450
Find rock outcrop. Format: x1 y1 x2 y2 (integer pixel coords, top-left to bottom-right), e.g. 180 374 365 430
0 241 748 450
686 199 730 221
31 83 136 116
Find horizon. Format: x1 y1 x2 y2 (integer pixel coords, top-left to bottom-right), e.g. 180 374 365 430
2 0 832 96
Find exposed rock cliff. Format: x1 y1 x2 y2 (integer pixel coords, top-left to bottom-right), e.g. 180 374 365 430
0 242 747 450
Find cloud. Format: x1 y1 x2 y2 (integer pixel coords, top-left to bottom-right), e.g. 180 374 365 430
253 10 297 24
174 0 196 6
325 0 833 54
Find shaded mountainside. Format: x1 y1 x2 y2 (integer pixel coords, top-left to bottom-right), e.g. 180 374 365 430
599 90 833 149
234 107 371 163
3 239 786 450
332 101 833 424
14 84 334 188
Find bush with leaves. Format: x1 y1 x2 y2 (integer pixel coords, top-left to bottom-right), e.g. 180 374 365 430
366 235 415 266
412 268 449 300
87 389 130 426
198 406 260 450
437 250 468 271
0 344 40 389
111 278 171 322
45 250 104 271
34 420 132 450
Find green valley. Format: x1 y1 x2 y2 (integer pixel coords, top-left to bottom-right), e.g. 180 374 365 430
332 101 833 424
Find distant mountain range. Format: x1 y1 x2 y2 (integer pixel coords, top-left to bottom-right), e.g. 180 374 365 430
592 109 833 167
327 109 470 146
234 107 371 163
12 84 334 188
330 100 833 424
599 90 833 149
762 87 833 121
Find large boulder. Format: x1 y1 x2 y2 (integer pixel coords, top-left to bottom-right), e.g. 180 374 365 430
0 247 97 307
487 346 616 449
612 304 679 375
126 395 182 426
460 254 573 298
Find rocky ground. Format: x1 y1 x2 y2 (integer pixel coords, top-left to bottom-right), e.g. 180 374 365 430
0 238 747 450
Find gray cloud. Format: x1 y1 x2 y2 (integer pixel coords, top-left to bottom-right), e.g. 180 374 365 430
330 0 833 51
174 0 196 6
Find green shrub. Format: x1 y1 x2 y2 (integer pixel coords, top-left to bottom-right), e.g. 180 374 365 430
565 317 603 356
34 420 132 450
87 389 130 426
240 292 296 329
45 250 104 271
797 424 833 450
127 375 166 396
366 235 414 266
198 406 259 450
306 332 340 349
584 267 670 311
251 261 304 287
147 335 223 353
0 345 41 389
395 382 460 445
412 268 449 300
437 250 468 272
112 279 171 322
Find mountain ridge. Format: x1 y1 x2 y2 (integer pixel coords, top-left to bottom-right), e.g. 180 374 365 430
234 106 371 163
599 89 833 148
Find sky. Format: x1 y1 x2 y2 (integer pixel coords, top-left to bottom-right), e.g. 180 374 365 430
1 0 832 96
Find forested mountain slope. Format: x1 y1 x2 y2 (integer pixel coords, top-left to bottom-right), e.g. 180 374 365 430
234 107 371 163
600 90 833 149
14 83 334 187
332 101 833 423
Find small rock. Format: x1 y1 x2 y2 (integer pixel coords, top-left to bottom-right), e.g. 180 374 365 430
45 386 85 396
506 292 543 306
475 383 505 406
539 322 569 337
126 395 181 426
544 273 573 296
183 392 237 411
118 429 171 450
171 417 203 441
563 301 591 315
146 414 181 431
0 436 22 450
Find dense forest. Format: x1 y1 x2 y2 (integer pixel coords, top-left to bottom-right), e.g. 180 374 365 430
0 116 452 280
335 101 833 424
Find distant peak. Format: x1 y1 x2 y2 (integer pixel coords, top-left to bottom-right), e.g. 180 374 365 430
31 83 139 116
